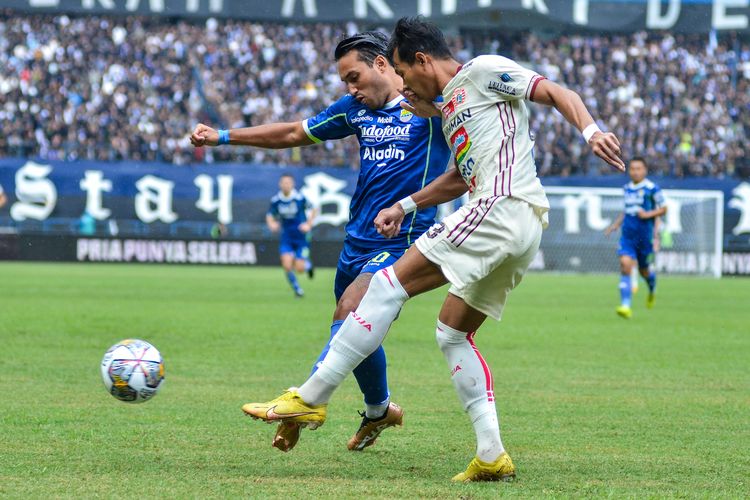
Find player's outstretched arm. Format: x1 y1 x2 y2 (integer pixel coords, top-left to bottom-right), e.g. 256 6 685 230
375 168 468 238
604 213 624 236
531 80 625 172
190 122 314 149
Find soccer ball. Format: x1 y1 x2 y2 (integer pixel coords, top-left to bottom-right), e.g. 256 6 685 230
101 339 165 403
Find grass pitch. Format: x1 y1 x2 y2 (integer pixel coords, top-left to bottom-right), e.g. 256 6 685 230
1 262 748 498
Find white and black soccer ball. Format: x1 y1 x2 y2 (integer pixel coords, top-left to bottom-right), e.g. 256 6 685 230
101 339 165 403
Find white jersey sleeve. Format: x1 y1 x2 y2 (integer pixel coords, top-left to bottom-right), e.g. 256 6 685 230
465 55 546 103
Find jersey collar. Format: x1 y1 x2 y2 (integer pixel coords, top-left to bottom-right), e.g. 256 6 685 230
382 95 405 109
277 189 298 201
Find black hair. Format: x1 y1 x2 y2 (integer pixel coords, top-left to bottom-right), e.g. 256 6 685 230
387 16 453 65
334 31 389 66
280 173 294 180
629 156 648 168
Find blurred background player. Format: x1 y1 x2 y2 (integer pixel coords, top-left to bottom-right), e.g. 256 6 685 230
191 31 451 452
266 173 316 297
605 157 667 318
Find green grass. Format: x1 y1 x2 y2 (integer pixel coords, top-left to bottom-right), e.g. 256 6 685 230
0 262 748 498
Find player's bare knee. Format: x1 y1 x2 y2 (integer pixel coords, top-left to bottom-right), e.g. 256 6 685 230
334 293 362 318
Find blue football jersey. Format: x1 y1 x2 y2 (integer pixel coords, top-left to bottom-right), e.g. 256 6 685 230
268 189 310 240
303 94 451 250
621 179 665 241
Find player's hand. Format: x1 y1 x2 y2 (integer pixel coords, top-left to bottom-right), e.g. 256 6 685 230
589 131 625 172
374 204 406 239
298 222 312 233
637 209 649 219
267 221 280 233
190 123 219 147
399 88 441 119
653 235 661 252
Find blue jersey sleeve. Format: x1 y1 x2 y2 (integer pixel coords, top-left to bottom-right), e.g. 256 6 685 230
302 95 356 143
652 185 665 208
267 199 278 218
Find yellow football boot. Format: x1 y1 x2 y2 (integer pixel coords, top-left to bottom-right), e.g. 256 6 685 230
272 422 301 452
616 305 632 319
452 452 516 482
242 389 327 430
646 292 655 309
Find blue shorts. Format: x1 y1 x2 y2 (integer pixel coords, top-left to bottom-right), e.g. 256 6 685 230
280 237 309 260
618 236 654 269
334 240 406 301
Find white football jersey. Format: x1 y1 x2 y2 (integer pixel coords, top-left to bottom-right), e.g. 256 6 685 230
440 55 550 212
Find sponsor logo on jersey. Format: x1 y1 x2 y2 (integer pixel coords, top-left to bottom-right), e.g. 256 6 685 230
450 126 472 165
442 100 455 117
377 116 393 124
459 157 475 180
500 73 513 82
359 123 412 143
452 87 467 105
399 109 413 122
357 109 367 116
446 109 472 134
351 114 373 124
362 143 405 162
488 80 517 96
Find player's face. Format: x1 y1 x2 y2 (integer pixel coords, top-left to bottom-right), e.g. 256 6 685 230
628 160 647 183
279 176 294 195
391 50 440 101
337 51 392 109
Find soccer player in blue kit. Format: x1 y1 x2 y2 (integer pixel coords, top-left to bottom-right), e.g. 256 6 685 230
266 173 316 298
190 32 454 451
605 157 667 318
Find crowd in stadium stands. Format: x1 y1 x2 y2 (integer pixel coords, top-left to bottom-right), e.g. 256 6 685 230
0 12 748 177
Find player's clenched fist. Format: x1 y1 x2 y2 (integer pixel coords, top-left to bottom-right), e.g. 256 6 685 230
190 123 219 147
374 204 406 239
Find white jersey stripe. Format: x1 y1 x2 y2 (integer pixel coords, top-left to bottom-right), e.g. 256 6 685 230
507 103 517 197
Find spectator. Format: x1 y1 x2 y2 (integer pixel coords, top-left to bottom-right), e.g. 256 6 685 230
0 12 747 177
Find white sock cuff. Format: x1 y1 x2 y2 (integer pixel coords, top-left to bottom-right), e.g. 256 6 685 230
374 266 409 302
436 320 469 344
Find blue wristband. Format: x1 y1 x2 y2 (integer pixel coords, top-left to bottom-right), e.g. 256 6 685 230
218 129 230 145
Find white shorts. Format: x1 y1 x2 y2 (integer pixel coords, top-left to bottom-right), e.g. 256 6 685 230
415 196 545 320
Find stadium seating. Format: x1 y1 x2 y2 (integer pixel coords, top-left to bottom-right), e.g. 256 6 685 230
0 13 747 176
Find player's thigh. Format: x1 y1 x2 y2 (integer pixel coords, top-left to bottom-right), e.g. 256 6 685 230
392 245 449 297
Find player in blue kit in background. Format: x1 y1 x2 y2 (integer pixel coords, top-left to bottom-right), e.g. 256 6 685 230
266 173 315 298
190 31 454 451
605 157 667 319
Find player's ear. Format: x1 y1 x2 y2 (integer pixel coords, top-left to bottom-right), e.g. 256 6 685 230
374 54 388 73
415 52 429 67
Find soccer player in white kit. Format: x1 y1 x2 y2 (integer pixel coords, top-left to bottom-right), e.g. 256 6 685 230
242 17 625 481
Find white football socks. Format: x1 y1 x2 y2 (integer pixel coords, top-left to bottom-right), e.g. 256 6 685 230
436 320 505 463
298 267 408 406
